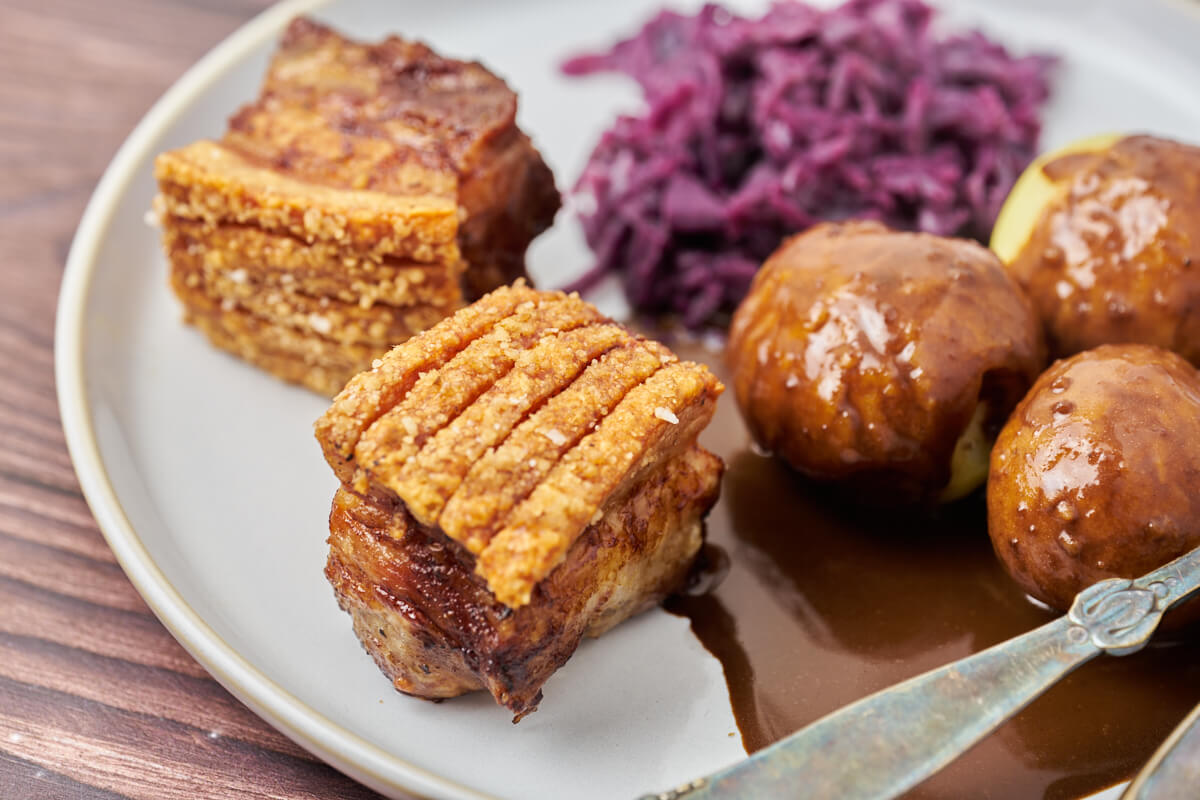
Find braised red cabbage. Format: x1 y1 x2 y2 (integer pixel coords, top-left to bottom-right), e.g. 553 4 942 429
562 0 1056 328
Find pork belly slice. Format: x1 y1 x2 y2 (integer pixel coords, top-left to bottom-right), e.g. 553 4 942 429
154 139 464 395
185 303 389 396
383 323 633 524
155 141 461 264
172 265 455 349
479 362 722 607
439 339 676 553
163 217 462 308
350 293 605 494
325 441 722 719
247 17 561 298
315 283 542 482
154 17 560 395
454 128 561 299
314 287 725 715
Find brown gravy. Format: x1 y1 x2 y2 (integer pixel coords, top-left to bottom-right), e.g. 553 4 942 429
1006 135 1200 364
665 341 1200 800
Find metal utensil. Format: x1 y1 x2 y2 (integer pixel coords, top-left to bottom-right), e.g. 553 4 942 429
1122 699 1200 799
638 545 1200 800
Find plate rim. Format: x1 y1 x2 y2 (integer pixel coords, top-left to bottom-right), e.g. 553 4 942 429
53 1 494 797
52 0 1200 797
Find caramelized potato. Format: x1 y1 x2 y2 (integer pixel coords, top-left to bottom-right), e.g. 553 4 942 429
727 221 1044 504
996 135 1200 363
988 344 1200 611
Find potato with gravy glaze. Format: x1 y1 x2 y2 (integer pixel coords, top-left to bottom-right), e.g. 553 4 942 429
727 221 1044 504
992 134 1200 364
987 344 1200 612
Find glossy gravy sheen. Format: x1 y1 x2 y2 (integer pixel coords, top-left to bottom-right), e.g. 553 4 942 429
1007 135 1200 363
665 341 1200 800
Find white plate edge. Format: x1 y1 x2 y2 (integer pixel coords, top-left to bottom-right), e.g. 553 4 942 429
52 0 1200 797
52 1 497 798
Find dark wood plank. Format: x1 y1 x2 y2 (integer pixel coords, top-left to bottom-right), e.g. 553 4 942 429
0 677 383 800
0 751 128 800
0 1 398 796
0 633 312 761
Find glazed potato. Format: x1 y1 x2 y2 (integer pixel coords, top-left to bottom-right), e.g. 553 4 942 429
727 220 1044 504
988 344 1200 611
993 134 1200 363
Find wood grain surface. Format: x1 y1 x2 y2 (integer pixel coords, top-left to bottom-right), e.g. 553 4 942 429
0 1 390 797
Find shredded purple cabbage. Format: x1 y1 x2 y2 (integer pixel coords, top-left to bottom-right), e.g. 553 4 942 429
562 0 1057 328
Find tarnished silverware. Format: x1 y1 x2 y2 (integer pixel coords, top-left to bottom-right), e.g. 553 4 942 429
638 545 1200 800
1122 699 1200 799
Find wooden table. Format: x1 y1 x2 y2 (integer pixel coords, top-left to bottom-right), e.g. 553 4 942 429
0 2 388 797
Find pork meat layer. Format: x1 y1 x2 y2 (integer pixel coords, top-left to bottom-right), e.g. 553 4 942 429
314 287 725 716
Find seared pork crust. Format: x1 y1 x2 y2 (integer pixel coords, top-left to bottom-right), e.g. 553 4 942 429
351 293 606 495
325 442 720 718
154 17 559 394
156 140 461 264
440 339 676 552
315 283 542 482
314 287 725 716
318 288 723 606
479 361 722 607
227 16 561 296
390 323 631 524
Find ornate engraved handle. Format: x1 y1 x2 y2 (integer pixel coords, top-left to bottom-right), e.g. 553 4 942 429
638 545 1200 800
1066 574 1181 655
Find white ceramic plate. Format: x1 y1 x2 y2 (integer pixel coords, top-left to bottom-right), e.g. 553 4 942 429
56 0 1200 798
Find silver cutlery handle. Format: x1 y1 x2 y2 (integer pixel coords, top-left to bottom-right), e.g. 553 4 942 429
1122 695 1200 799
642 546 1200 800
